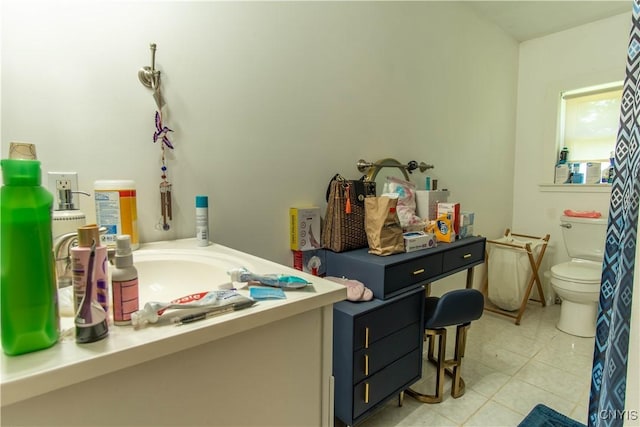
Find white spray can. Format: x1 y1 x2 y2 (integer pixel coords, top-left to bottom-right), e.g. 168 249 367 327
196 195 209 247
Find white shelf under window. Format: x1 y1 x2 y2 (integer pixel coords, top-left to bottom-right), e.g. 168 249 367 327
538 183 612 193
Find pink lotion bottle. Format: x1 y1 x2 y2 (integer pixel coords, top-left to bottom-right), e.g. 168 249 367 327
72 224 109 343
111 235 139 325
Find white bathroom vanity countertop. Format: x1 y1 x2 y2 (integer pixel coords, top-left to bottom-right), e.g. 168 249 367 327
1 239 347 406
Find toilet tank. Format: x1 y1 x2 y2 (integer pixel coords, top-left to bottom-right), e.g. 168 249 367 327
560 215 608 261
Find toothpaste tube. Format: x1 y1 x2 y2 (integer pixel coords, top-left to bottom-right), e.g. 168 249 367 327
228 267 311 289
131 290 249 328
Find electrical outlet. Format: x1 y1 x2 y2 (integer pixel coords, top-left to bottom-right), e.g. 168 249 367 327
48 172 79 210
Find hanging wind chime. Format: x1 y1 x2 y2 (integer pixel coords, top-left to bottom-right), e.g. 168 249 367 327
138 43 174 231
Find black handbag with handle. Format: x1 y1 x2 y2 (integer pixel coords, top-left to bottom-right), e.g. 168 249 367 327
322 174 376 252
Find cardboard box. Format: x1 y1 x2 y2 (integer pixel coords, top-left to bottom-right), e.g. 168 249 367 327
403 231 437 253
289 207 321 251
437 202 461 235
415 190 449 221
292 249 325 276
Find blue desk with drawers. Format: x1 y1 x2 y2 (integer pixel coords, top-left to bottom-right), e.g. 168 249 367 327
326 236 486 426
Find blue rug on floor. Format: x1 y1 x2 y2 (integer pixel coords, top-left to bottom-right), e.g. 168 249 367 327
519 404 586 427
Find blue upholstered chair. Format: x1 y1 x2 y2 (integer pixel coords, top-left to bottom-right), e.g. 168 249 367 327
406 288 484 403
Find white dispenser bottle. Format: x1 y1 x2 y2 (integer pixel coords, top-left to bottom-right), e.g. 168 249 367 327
111 235 139 325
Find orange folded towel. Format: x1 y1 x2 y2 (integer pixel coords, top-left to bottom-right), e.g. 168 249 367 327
563 209 602 218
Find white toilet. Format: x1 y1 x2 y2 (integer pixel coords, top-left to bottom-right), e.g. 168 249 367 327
550 215 607 337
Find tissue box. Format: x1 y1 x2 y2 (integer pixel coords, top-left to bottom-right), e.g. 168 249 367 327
403 231 437 253
289 207 321 251
437 202 461 235
585 162 602 184
292 249 325 276
554 164 571 184
415 190 449 221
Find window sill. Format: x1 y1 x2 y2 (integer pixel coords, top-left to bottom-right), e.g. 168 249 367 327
538 184 612 193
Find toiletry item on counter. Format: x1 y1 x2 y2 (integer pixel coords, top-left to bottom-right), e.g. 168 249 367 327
289 206 321 251
94 179 139 249
228 267 312 289
73 224 109 343
195 195 209 247
72 225 109 313
173 299 256 325
111 235 139 325
49 172 89 289
249 286 287 300
459 211 475 239
1 143 59 356
130 290 251 328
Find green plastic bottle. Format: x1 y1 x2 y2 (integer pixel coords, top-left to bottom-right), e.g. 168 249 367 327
1 158 59 355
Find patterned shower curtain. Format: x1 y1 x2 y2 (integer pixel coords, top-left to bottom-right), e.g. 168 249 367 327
589 2 640 426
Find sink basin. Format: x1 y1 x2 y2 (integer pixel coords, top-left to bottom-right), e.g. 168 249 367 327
58 248 254 318
133 249 254 303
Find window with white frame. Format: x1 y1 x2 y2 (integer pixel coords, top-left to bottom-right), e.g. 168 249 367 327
559 82 623 166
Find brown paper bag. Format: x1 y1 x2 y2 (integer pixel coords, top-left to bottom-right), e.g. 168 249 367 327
365 196 405 256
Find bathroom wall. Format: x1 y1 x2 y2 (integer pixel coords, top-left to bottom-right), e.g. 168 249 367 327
1 0 518 278
512 12 630 271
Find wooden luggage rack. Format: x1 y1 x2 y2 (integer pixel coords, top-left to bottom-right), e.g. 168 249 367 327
481 229 550 325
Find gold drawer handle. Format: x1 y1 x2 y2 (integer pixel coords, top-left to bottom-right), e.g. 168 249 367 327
365 354 369 376
463 253 472 259
413 268 425 275
365 327 369 349
365 383 370 404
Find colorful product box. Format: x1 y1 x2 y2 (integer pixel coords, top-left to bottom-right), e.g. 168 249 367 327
585 162 603 184
292 249 325 276
289 207 321 251
554 164 571 184
437 202 461 235
403 231 437 253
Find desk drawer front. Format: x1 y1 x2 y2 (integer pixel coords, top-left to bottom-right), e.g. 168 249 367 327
385 253 443 296
352 349 422 419
442 240 485 272
353 322 421 383
353 290 423 350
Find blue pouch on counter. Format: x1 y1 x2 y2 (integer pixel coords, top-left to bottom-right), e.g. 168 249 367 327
249 286 286 300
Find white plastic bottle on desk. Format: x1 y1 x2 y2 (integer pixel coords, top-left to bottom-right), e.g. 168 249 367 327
111 235 139 325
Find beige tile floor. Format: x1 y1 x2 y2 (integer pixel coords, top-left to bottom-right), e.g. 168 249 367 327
354 303 593 427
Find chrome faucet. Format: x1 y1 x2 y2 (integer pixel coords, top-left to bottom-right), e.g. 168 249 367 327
53 227 109 288
53 231 79 288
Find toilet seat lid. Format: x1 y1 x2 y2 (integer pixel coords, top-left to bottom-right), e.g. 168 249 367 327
551 261 601 283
